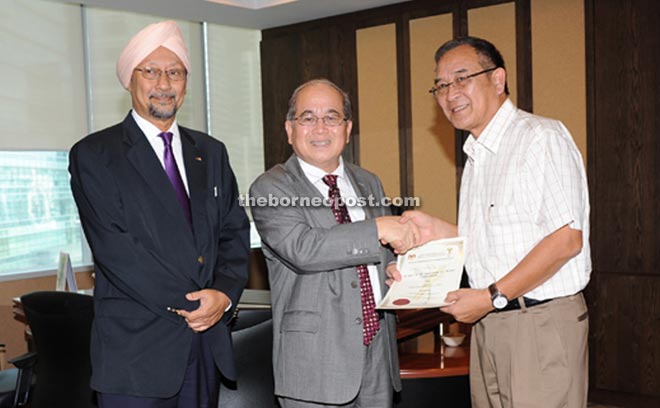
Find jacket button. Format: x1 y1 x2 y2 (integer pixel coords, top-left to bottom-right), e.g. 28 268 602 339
197 256 204 264
351 281 358 289
355 317 362 325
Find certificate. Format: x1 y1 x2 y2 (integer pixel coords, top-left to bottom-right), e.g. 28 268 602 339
377 237 466 309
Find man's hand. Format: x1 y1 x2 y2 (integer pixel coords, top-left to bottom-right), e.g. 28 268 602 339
440 288 493 323
385 262 402 287
400 210 458 244
177 289 231 332
376 216 420 254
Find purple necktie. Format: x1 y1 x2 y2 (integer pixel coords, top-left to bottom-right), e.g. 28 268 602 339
322 174 380 346
157 132 192 226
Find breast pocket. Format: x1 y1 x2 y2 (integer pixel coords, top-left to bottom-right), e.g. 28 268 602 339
488 204 519 227
486 204 525 248
206 187 221 227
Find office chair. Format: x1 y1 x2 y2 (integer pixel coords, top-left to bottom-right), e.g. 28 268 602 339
219 308 276 407
0 350 37 408
21 291 95 408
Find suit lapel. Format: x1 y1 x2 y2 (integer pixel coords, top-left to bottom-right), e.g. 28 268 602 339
284 155 337 227
123 115 194 240
180 127 207 242
344 165 377 221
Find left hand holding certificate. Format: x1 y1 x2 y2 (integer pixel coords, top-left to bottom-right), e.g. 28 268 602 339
378 237 466 309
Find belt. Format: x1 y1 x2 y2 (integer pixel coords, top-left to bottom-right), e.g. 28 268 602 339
498 297 554 312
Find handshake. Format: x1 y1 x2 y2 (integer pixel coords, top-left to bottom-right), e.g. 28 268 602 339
375 210 457 254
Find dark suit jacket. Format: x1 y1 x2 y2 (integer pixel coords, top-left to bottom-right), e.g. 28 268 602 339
249 155 402 404
69 113 249 398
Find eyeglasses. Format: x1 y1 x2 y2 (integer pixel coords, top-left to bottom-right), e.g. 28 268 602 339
429 67 497 97
292 114 347 127
134 67 187 81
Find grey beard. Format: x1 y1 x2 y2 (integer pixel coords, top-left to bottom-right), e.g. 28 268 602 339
149 103 177 119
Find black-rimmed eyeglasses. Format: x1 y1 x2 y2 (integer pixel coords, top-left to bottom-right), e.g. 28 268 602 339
429 67 497 97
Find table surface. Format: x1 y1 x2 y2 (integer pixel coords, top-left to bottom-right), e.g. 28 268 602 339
398 331 470 379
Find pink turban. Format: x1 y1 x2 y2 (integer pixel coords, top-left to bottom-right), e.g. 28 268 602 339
116 20 190 90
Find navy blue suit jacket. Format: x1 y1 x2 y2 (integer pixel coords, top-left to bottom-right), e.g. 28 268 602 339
69 113 249 398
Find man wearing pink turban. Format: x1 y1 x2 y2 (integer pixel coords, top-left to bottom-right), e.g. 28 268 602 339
69 20 249 407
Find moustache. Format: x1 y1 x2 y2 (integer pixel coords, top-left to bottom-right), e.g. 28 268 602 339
149 92 176 100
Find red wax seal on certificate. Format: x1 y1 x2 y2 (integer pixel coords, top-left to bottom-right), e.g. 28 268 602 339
393 298 410 306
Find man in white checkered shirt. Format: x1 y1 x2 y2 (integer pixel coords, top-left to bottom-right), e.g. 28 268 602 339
391 37 591 407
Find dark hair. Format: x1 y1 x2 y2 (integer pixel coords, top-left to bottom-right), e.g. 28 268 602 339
434 36 509 95
286 78 352 121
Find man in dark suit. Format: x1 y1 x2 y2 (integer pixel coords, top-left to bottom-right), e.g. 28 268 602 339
69 20 249 407
250 79 418 407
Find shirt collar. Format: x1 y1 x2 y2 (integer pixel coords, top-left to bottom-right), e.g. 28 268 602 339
131 109 179 141
463 98 516 159
297 156 346 185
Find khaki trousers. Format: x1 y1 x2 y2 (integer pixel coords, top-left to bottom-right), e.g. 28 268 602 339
470 292 589 408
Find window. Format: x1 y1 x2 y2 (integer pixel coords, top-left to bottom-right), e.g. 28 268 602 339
0 0 90 280
0 0 264 280
0 151 90 277
206 23 264 197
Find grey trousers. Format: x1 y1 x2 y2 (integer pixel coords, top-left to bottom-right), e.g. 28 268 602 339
277 328 393 408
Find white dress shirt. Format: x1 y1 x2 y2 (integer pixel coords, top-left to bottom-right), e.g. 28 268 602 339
132 110 190 195
297 157 383 303
458 99 591 300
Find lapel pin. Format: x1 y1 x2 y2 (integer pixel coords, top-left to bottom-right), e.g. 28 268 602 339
195 156 203 162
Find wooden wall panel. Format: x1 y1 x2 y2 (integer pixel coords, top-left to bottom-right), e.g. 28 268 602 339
260 34 299 171
531 0 586 160
409 14 456 221
587 274 660 396
588 0 659 278
468 2 518 105
356 24 401 197
260 24 358 170
586 0 660 401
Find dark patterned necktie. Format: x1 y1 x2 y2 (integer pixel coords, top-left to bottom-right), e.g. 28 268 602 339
157 132 192 226
322 174 380 346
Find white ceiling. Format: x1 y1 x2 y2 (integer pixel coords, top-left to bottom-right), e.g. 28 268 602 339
66 0 411 29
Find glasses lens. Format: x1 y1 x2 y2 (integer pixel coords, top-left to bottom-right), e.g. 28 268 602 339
297 115 316 126
166 69 186 81
141 67 159 80
323 115 343 126
438 83 451 95
295 114 345 126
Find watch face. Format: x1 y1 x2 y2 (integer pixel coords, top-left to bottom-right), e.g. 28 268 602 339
493 296 508 309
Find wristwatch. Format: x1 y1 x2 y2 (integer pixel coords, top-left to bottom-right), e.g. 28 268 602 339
488 283 509 310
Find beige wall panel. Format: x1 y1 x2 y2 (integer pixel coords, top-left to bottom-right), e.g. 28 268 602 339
532 0 587 161
468 3 518 105
356 24 400 197
410 14 456 221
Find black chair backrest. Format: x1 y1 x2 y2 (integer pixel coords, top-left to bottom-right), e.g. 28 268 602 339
220 309 276 407
21 291 95 408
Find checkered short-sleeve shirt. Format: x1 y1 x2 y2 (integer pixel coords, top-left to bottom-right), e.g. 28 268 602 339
458 99 591 300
